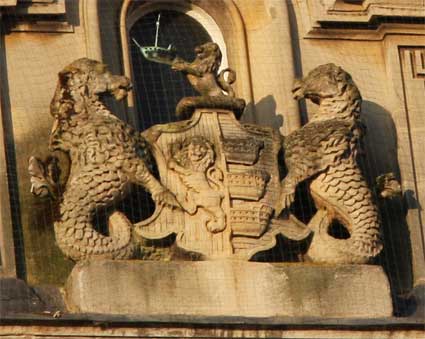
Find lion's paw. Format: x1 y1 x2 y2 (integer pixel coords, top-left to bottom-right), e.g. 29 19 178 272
152 190 180 209
275 185 296 216
206 220 226 234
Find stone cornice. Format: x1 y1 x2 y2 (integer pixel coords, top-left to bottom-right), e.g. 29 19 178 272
299 0 425 39
0 0 71 32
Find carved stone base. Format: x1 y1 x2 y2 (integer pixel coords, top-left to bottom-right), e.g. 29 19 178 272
65 260 393 318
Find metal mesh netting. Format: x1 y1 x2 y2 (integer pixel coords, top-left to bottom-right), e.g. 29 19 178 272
0 0 421 321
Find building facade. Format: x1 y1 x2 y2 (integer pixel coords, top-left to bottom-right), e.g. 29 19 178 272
0 0 424 338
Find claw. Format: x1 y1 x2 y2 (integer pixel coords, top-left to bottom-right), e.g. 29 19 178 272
275 184 296 216
153 190 181 209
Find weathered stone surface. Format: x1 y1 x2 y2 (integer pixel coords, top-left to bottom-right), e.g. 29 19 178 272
30 58 180 262
278 63 384 264
0 278 64 314
66 260 392 318
1 325 424 339
169 42 246 118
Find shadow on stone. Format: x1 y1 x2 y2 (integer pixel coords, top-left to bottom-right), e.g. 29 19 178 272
361 100 413 316
243 95 284 130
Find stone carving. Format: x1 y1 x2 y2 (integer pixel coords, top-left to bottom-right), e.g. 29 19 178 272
375 172 402 199
168 136 226 234
135 108 303 259
171 42 246 119
28 156 60 199
227 170 270 200
30 52 390 265
221 137 264 165
277 63 383 264
128 42 307 260
34 58 179 261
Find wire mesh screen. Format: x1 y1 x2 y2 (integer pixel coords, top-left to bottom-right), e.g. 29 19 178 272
0 0 422 322
130 10 212 130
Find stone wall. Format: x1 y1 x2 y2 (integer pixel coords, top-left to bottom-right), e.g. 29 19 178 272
1 0 92 284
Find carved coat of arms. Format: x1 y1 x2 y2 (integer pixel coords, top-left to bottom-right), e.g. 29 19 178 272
136 109 292 259
29 42 398 264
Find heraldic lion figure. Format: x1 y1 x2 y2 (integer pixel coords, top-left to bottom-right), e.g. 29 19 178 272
49 58 178 261
277 63 382 264
171 42 246 119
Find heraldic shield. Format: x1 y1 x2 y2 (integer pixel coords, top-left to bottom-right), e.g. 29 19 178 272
135 109 310 260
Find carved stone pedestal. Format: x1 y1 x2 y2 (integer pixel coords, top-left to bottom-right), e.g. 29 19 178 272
65 260 392 318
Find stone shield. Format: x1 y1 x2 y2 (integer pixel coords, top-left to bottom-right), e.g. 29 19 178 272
135 109 308 260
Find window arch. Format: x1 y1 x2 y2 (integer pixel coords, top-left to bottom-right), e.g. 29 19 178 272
122 2 229 131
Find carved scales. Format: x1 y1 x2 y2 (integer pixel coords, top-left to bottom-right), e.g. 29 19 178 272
29 44 395 264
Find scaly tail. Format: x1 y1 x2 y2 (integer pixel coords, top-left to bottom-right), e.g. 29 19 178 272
54 174 136 261
307 160 382 264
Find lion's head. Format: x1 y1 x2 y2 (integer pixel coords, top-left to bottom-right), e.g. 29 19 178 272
292 63 360 105
172 136 215 172
193 42 222 74
50 58 132 119
49 58 132 152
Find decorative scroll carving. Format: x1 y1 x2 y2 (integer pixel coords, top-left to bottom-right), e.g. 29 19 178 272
277 63 383 264
170 42 246 119
30 58 179 261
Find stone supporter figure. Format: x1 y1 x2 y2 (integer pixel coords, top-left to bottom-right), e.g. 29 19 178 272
30 44 397 265
31 58 179 261
277 63 383 264
170 42 246 119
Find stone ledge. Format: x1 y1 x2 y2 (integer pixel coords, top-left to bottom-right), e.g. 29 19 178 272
0 323 423 339
65 260 393 318
0 278 64 314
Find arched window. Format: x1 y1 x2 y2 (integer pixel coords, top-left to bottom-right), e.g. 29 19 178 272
126 7 228 131
111 4 230 224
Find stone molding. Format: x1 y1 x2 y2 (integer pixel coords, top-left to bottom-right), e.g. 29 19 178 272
298 0 425 40
0 0 72 32
0 0 16 6
398 46 425 290
378 36 425 316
